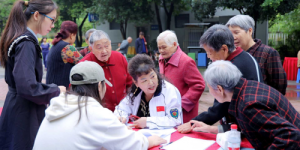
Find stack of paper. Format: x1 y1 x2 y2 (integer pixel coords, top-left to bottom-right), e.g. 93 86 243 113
137 128 176 144
161 136 215 150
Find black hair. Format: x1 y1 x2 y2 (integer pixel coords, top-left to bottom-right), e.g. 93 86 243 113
66 73 105 123
40 37 47 43
127 54 164 105
0 0 58 67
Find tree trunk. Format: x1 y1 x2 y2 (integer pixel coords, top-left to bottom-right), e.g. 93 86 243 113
120 21 126 39
253 15 258 39
74 17 79 47
119 18 128 39
154 3 163 33
162 1 174 30
76 13 89 47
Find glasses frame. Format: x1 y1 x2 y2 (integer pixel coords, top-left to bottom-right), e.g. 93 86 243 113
31 12 55 25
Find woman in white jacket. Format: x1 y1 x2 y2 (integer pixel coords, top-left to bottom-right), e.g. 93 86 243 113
114 54 183 129
33 61 166 150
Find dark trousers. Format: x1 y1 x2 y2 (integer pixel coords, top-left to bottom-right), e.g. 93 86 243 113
42 51 48 68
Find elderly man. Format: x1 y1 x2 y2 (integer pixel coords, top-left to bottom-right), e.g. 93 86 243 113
178 24 263 133
190 60 300 149
157 30 205 123
116 37 132 58
226 15 287 95
80 28 96 57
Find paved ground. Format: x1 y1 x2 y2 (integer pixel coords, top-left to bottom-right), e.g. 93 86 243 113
0 66 300 116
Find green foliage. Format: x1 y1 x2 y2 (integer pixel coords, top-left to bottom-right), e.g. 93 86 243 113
0 0 16 33
54 0 94 47
269 4 300 34
191 0 300 23
191 0 217 21
89 0 154 38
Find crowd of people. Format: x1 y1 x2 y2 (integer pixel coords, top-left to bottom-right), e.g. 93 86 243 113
0 0 299 150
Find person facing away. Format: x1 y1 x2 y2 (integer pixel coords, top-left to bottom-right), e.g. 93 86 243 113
135 31 148 54
157 30 205 123
116 36 132 58
0 1 66 150
79 30 132 111
178 24 263 134
79 28 96 57
33 61 167 150
226 14 287 95
40 37 50 69
46 21 83 88
114 54 183 129
190 60 300 150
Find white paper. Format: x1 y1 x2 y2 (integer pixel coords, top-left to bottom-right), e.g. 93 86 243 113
161 136 215 150
137 128 176 138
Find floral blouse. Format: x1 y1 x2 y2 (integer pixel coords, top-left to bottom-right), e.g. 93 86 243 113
61 45 83 64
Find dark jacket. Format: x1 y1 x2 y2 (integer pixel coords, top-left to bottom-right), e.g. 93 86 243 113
135 38 145 54
46 40 73 88
0 30 60 150
230 78 300 149
193 47 263 131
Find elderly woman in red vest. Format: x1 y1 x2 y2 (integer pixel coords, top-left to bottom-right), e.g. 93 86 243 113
79 30 132 111
157 30 205 123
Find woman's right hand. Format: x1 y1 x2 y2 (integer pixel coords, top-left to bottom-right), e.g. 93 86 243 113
147 135 167 148
58 86 66 93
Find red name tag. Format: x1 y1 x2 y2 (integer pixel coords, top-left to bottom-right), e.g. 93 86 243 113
156 106 165 112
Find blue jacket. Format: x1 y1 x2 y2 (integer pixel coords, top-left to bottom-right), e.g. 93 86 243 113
135 38 146 54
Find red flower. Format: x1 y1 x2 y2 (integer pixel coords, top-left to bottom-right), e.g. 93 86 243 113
73 52 80 58
62 48 67 53
67 58 74 63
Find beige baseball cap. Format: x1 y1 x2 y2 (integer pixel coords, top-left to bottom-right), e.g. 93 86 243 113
70 61 112 87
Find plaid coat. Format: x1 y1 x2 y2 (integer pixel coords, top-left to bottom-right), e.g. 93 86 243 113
247 39 287 95
229 78 300 150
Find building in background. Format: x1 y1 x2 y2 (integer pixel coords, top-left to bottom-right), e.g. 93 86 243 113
95 7 268 54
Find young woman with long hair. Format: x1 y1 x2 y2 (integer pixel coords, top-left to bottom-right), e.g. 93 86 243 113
0 0 65 149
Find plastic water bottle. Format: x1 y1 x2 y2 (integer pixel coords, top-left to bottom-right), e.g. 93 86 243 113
227 124 241 150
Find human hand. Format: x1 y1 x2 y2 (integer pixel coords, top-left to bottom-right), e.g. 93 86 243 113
177 122 192 134
133 117 147 129
145 42 147 45
190 120 218 134
117 116 127 124
148 135 167 148
58 86 66 93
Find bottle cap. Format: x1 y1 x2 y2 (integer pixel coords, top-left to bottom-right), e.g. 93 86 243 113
231 124 237 130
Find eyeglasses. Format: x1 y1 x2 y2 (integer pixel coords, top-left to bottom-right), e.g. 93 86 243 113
31 12 55 25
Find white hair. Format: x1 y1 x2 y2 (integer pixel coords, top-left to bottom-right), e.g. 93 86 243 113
89 30 111 46
226 15 255 38
85 29 96 40
204 60 242 91
156 30 179 46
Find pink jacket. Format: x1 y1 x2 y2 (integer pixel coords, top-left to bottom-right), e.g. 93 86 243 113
159 46 205 123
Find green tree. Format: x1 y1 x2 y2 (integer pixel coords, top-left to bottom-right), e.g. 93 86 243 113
191 0 300 37
90 0 153 39
0 0 14 34
54 0 93 47
269 4 300 34
150 0 190 32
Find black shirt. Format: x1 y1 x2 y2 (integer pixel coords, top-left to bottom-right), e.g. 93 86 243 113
136 92 150 117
